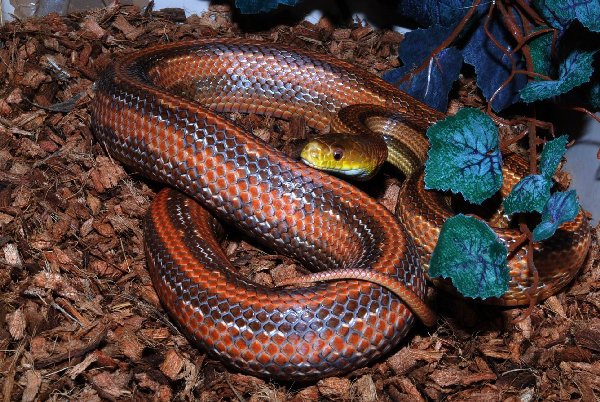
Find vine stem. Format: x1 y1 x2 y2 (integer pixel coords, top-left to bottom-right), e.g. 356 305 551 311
513 223 540 323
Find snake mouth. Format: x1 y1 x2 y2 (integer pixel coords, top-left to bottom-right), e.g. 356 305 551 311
301 157 369 179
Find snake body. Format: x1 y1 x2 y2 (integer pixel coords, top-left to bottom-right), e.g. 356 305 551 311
91 39 591 380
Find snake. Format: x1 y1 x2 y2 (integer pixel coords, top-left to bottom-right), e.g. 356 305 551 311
90 38 591 380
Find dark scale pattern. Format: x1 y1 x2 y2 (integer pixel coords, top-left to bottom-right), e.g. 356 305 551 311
90 39 437 380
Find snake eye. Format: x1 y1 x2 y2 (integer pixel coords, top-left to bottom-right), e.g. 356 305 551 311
333 148 344 161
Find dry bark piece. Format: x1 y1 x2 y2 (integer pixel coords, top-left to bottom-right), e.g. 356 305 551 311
332 29 352 41
160 349 186 380
89 156 127 193
317 377 352 402
573 319 600 352
112 15 145 41
349 26 371 41
113 325 144 361
88 259 122 278
387 377 426 402
387 346 444 376
351 375 378 402
290 385 319 402
90 370 133 400
6 307 26 340
135 372 173 401
80 17 106 40
19 370 42 402
3 243 23 268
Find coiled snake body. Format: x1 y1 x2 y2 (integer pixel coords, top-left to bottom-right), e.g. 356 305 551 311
91 39 590 380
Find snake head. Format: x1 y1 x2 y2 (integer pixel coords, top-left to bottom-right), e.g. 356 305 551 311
300 134 379 180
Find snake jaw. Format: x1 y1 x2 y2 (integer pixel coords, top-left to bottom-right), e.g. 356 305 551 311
300 137 374 180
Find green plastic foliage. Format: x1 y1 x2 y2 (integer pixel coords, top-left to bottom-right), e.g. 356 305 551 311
520 51 596 103
534 0 600 32
425 108 503 204
504 135 569 215
540 135 569 178
533 190 580 241
504 175 552 215
529 28 554 79
429 214 510 299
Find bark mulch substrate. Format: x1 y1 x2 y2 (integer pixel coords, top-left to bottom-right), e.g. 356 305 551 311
0 4 598 401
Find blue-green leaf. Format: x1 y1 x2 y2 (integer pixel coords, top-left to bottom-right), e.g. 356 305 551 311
429 214 510 299
533 0 600 32
425 108 503 204
234 0 299 13
529 28 555 80
533 190 580 241
540 135 569 179
504 175 553 215
520 50 596 103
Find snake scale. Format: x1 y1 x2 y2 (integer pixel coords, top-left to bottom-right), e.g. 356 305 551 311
90 38 591 380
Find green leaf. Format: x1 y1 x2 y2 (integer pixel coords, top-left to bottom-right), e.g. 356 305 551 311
520 50 596 103
540 135 569 179
534 0 600 32
429 214 510 299
504 174 553 215
425 108 503 204
529 28 554 80
533 190 580 241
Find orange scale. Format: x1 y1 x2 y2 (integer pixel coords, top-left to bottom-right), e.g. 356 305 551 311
215 177 228 189
272 333 286 346
281 343 296 357
337 325 350 337
225 171 238 183
273 209 287 222
248 186 260 198
330 336 347 352
273 353 288 366
250 199 263 211
259 193 272 204
265 343 279 356
372 332 383 345
256 352 271 365
240 330 253 341
241 350 254 362
366 315 378 326
255 332 270 344
204 158 216 170
249 341 263 354
204 170 216 183
239 192 251 204
227 347 241 360
291 353 307 365
226 326 240 338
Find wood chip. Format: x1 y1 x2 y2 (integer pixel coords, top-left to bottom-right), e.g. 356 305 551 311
317 377 351 402
6 308 26 340
160 349 186 380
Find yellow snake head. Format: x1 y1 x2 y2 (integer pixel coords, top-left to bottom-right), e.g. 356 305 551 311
300 134 380 180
